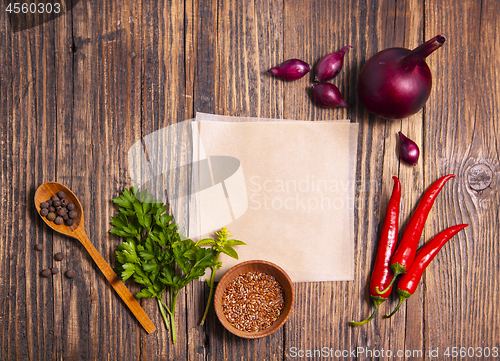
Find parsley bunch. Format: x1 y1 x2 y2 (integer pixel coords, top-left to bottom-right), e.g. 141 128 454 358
196 227 246 325
110 187 217 343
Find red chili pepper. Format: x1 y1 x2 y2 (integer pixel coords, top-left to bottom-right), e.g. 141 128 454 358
384 224 468 318
351 176 401 326
376 174 455 294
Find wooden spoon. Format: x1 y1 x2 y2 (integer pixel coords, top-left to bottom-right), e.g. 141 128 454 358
34 182 156 334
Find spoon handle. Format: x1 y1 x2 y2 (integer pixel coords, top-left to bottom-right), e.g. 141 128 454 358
73 227 156 334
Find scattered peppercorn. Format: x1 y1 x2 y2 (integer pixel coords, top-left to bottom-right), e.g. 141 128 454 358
40 202 49 209
40 208 49 217
65 269 77 278
47 212 56 222
51 267 59 274
35 244 43 251
54 252 64 261
41 269 52 278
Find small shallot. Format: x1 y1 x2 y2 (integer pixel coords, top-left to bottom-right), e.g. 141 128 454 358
398 131 420 165
315 46 352 82
268 59 311 80
311 83 350 108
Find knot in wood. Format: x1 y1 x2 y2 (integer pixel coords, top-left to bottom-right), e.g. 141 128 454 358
467 163 492 192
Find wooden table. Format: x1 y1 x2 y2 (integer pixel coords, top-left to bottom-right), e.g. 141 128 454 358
1 0 499 360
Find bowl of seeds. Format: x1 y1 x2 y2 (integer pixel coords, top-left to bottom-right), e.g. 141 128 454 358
214 260 294 339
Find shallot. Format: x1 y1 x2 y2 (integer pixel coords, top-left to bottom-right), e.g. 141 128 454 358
315 46 352 82
398 131 420 165
268 59 311 80
311 83 350 108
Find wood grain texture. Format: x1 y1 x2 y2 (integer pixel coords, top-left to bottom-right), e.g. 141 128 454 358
1 0 499 360
423 0 500 355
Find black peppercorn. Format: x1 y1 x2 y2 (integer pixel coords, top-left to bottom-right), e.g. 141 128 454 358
35 244 43 251
67 203 75 211
51 267 59 274
57 191 66 199
41 269 52 278
40 208 49 217
53 200 62 207
47 199 53 206
57 208 67 216
68 210 78 219
61 198 69 206
40 202 49 209
65 269 77 278
48 206 56 213
54 216 63 225
47 212 56 222
54 252 64 261
65 219 74 226
63 214 69 221
51 195 60 202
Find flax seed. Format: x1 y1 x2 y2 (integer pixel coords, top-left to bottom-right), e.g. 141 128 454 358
221 271 285 332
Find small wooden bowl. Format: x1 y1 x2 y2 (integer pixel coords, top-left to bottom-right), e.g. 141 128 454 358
214 260 294 339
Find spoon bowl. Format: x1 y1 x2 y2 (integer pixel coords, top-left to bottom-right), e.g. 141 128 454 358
34 181 156 334
34 182 83 235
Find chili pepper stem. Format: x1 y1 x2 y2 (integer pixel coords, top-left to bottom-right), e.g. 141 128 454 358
375 263 406 294
351 306 378 326
350 296 386 326
384 290 411 318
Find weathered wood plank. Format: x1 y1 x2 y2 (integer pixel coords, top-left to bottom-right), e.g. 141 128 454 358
199 0 286 360
423 0 500 357
56 1 146 359
140 0 190 358
185 0 218 360
0 8 61 360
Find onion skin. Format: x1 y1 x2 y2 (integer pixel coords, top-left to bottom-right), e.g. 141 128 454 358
357 35 445 119
268 59 311 80
315 46 353 82
398 131 420 165
311 83 350 108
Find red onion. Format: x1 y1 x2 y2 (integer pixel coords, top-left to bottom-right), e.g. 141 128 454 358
315 46 352 82
311 83 350 108
398 131 420 165
357 35 445 119
268 59 311 80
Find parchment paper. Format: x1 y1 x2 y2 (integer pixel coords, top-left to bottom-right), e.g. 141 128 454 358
194 113 358 282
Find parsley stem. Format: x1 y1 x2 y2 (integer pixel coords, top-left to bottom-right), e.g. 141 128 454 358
200 253 220 325
169 289 179 344
157 296 170 331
